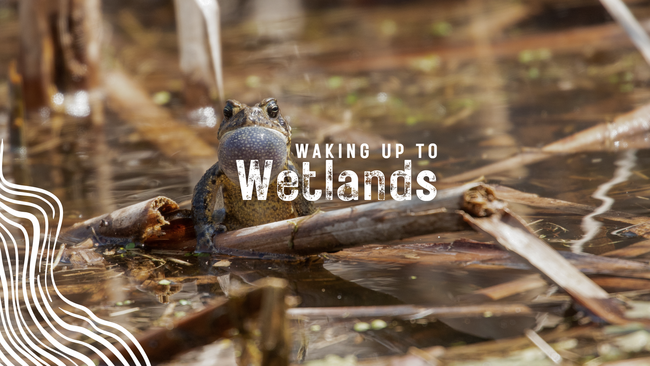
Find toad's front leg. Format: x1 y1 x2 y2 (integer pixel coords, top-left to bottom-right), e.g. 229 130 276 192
191 162 227 253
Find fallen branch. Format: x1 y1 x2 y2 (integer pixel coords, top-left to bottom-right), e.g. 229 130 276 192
189 182 481 257
289 303 536 320
62 196 181 245
460 191 639 325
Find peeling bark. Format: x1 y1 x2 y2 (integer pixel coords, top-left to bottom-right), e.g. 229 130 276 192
62 196 181 245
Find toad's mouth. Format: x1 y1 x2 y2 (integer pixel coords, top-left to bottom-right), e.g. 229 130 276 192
218 126 289 183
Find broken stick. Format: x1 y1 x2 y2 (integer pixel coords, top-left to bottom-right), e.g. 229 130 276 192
460 186 640 325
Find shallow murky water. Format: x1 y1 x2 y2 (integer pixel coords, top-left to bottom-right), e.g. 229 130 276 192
1 0 650 363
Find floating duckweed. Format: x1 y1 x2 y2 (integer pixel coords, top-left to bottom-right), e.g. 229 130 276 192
450 97 476 110
483 311 493 318
608 74 620 84
328 76 343 89
621 83 634 93
623 71 634 82
528 67 540 79
410 276 417 280
406 116 419 126
519 48 552 64
380 20 397 37
310 104 322 116
354 322 370 332
124 300 132 305
152 91 171 105
345 93 358 105
125 242 136 250
349 77 369 90
410 55 441 73
174 311 186 318
620 83 634 93
115 301 123 306
0 8 14 20
537 48 552 60
158 279 171 286
371 319 387 330
431 21 452 37
179 299 190 306
519 50 534 64
310 324 321 332
246 75 261 88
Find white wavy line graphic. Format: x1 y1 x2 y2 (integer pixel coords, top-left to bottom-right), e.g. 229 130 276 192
0 141 151 366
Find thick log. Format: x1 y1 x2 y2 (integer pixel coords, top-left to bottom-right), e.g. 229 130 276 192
205 183 479 257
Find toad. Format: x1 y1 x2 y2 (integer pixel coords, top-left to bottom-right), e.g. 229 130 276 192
191 98 317 252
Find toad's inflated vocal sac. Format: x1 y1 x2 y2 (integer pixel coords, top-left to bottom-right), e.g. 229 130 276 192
191 98 317 252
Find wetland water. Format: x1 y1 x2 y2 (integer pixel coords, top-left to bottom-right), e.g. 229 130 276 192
1 0 650 363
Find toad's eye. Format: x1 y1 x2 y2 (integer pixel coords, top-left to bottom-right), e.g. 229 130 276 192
224 103 234 118
267 101 279 118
